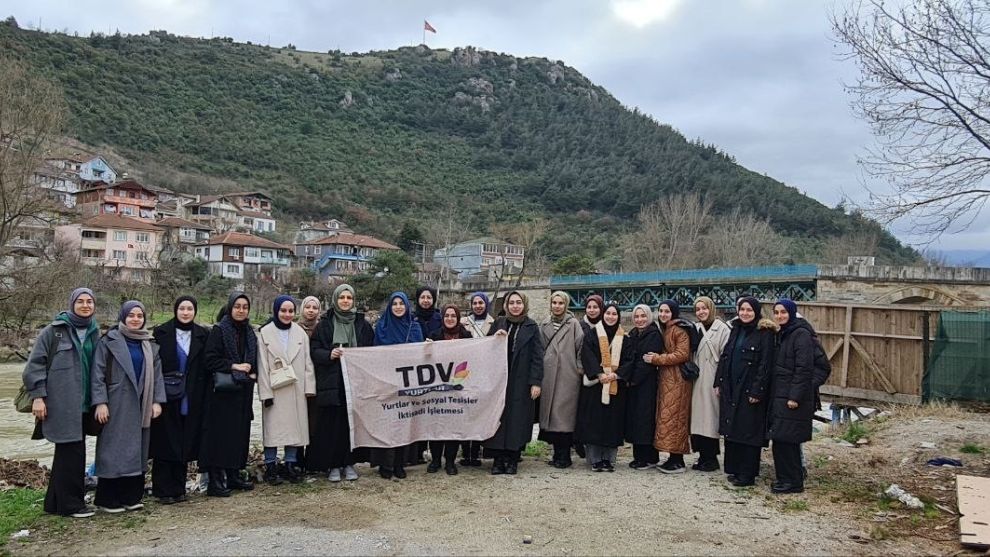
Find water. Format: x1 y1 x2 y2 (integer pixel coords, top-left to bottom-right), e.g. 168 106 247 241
0 363 263 467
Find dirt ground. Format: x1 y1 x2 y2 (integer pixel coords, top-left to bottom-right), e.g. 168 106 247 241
5 404 990 556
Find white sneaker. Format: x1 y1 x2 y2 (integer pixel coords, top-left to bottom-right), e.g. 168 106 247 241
98 506 125 514
344 465 358 481
70 506 96 518
124 502 144 511
328 468 342 482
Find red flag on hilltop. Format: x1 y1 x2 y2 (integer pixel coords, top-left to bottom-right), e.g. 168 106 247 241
424 20 437 33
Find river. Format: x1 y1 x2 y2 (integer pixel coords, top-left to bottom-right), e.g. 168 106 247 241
0 363 263 467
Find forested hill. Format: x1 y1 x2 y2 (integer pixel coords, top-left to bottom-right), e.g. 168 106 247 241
0 24 917 264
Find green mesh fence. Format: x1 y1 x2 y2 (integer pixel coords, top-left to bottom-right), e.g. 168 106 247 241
925 311 990 402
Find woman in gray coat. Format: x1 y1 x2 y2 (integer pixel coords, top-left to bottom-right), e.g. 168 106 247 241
22 288 100 518
91 300 165 513
537 291 584 468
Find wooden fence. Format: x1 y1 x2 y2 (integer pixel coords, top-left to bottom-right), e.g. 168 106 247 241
779 302 941 406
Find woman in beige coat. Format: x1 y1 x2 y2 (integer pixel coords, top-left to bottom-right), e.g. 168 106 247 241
258 295 316 485
538 291 584 468
690 296 731 472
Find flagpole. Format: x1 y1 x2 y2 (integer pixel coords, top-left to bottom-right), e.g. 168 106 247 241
423 19 426 46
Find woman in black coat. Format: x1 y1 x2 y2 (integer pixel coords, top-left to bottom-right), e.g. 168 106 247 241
308 284 375 481
150 296 209 504
769 299 815 494
426 304 473 476
618 304 662 469
199 292 258 497
485 291 544 475
575 302 628 472
714 296 777 487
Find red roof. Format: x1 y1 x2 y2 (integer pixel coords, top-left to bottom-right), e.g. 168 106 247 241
79 214 163 232
297 232 398 250
207 231 292 250
156 217 212 231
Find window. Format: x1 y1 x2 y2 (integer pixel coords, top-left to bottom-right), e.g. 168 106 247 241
111 250 126 260
267 222 274 232
314 246 321 255
135 251 149 262
81 249 103 259
82 230 106 239
245 248 259 258
113 231 127 242
136 232 150 243
120 206 135 216
229 248 240 258
261 250 272 258
226 264 239 274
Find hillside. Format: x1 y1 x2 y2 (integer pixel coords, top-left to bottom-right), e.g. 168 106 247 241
0 24 918 264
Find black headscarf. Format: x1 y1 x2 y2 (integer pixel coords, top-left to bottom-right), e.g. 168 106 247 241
216 292 257 368
272 294 295 331
736 296 762 331
414 286 439 322
658 299 680 328
173 295 198 331
601 302 621 343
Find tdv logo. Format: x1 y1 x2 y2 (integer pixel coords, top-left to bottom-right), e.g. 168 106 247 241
395 361 470 396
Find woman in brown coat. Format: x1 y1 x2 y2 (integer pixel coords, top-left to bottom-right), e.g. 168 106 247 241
646 299 693 473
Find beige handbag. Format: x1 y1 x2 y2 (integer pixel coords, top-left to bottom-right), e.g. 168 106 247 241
268 356 298 390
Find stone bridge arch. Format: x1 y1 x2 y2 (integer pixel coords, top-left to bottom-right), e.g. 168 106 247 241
872 285 965 306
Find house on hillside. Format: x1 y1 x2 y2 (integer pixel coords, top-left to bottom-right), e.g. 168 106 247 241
433 237 524 278
295 219 352 243
45 155 118 184
294 231 398 282
226 191 274 216
195 231 292 281
33 163 81 208
186 195 277 233
154 191 198 219
75 180 158 221
237 209 276 233
56 214 164 282
157 217 212 260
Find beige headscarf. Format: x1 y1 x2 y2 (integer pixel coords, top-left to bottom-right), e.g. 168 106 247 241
694 296 716 328
298 295 321 337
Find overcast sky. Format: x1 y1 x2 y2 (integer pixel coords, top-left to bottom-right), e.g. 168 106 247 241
8 0 986 251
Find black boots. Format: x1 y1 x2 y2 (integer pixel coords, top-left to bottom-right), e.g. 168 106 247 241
225 469 255 491
206 469 231 497
264 463 283 486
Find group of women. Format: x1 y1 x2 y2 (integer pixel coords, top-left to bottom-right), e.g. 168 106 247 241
22 284 818 518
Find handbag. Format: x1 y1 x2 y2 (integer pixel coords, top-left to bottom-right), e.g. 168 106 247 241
213 371 241 393
83 410 104 437
268 357 298 390
680 360 700 382
14 385 33 413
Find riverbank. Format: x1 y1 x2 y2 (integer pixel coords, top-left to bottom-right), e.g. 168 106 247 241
3 403 987 556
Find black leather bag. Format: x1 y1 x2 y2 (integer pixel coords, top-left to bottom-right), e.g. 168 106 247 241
680 360 700 382
213 371 241 393
163 372 186 401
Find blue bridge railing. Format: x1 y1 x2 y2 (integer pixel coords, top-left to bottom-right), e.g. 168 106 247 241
550 264 820 287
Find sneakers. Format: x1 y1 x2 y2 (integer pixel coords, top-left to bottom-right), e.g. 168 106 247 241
123 503 144 511
629 460 653 470
343 465 359 481
591 461 605 472
694 459 720 472
658 460 686 474
98 506 125 514
70 506 96 518
328 468 342 483
603 460 615 472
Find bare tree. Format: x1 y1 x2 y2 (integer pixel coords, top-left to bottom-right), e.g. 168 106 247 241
821 231 880 264
491 218 549 287
0 57 67 253
703 209 787 267
621 194 713 270
832 0 990 236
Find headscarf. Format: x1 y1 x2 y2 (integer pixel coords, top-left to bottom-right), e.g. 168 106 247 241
601 302 621 343
550 291 572 324
470 292 490 319
775 298 798 331
504 291 529 324
694 296 716 329
658 299 681 327
271 295 295 331
66 287 95 328
332 284 358 348
173 295 198 331
440 304 464 340
298 295 321 336
414 286 439 322
631 303 653 330
116 300 156 428
216 292 258 372
584 294 604 326
374 291 424 345
736 296 762 331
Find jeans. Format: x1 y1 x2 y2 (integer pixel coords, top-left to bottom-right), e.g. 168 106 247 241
263 446 299 465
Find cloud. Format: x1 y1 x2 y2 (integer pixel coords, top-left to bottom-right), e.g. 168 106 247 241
611 0 682 28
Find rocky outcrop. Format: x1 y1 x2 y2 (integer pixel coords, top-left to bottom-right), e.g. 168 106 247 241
339 90 354 108
547 63 565 85
452 46 484 67
466 77 494 95
385 68 402 82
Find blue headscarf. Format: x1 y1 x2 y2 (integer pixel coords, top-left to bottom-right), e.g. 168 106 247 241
374 292 424 346
775 298 798 330
272 294 296 330
470 292 490 318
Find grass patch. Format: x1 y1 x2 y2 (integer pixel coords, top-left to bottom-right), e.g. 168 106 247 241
960 443 986 454
522 440 549 458
783 499 809 512
839 421 869 444
0 488 46 546
812 455 830 469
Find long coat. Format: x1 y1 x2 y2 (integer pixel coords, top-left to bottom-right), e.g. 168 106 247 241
22 320 97 444
714 319 778 447
461 315 494 338
617 323 662 446
575 328 628 448
257 322 317 447
484 317 544 452
91 328 165 478
769 320 816 444
198 325 257 470
538 315 584 433
652 321 692 454
691 319 731 439
150 320 209 463
310 312 375 407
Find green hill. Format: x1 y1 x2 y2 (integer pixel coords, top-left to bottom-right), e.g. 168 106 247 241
0 24 918 265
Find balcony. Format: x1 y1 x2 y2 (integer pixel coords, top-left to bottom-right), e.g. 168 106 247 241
258 256 291 266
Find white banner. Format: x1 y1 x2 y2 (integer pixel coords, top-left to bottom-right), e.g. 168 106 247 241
340 336 508 449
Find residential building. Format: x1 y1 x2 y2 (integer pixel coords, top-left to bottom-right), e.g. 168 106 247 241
295 219 352 243
238 209 276 233
45 155 117 184
157 217 212 259
56 214 164 282
186 195 276 233
32 163 82 208
75 180 158 221
155 192 197 219
433 237 525 278
294 232 399 282
226 191 274 216
195 231 293 281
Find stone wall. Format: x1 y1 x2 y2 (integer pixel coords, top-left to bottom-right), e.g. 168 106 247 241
817 264 990 306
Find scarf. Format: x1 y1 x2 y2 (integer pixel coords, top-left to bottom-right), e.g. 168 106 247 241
331 284 358 348
272 295 295 331
775 298 798 333
116 302 156 428
66 287 95 328
594 319 624 404
470 292 490 319
374 291 424 345
414 285 439 324
440 304 463 340
632 304 654 330
504 291 529 324
55 312 98 411
173 295 197 331
695 296 716 329
217 293 258 377
298 296 321 337
550 291 572 328
583 294 604 326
